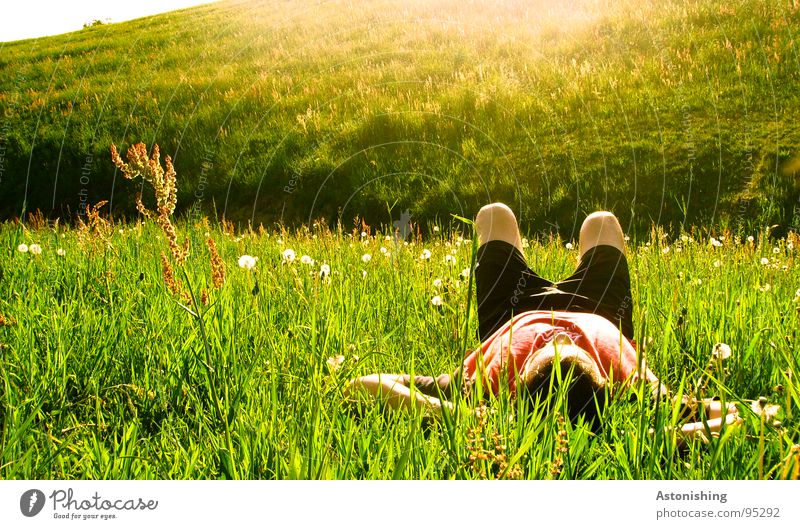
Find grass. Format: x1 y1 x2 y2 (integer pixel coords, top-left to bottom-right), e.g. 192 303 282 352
0 0 799 234
0 211 798 479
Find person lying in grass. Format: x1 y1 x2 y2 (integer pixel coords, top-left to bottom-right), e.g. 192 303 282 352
346 203 740 440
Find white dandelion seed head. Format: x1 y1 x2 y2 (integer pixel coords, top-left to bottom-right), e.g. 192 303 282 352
361 269 367 279
624 235 630 242
282 248 296 263
773 247 781 254
758 283 771 292
445 254 456 265
420 249 431 260
385 235 392 242
713 259 722 267
380 247 388 254
320 264 331 277
751 400 780 421
433 278 443 288
760 257 770 265
300 255 314 265
57 248 66 257
522 238 529 248
361 253 372 263
326 355 345 371
712 342 732 361
238 255 258 270
360 231 367 238
662 246 670 254
565 242 574 250
430 295 443 307
747 235 755 243
710 237 723 247
460 268 471 279
17 243 29 253
29 244 42 255
681 235 689 243
433 226 439 232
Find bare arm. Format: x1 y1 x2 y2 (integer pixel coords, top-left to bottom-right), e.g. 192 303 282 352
344 374 454 414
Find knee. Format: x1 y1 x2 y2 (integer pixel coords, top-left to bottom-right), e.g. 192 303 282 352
581 211 621 233
476 202 516 226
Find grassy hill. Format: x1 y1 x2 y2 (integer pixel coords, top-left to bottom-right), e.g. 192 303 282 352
0 0 798 237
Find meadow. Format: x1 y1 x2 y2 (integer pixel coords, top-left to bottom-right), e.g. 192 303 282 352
0 0 799 481
0 199 798 479
0 0 799 233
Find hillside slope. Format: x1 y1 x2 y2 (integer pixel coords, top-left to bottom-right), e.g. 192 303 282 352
1 0 798 236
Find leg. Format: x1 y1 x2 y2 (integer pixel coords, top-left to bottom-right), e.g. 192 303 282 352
553 211 635 340
473 203 552 341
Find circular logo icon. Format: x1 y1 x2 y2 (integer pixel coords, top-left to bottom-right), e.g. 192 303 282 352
20 489 45 517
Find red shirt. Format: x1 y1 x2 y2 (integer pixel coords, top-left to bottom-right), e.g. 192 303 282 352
462 310 650 396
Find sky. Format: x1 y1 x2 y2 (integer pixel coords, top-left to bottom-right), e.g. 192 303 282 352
0 0 222 43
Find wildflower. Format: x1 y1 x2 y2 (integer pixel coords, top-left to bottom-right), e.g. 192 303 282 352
712 342 732 361
445 254 456 266
57 248 66 257
300 255 314 265
282 248 296 263
788 241 794 250
681 235 689 243
17 243 28 253
565 242 574 250
461 268 471 279
694 278 702 286
713 259 721 267
360 231 367 238
238 255 258 270
522 238 529 248
751 398 781 421
624 235 630 242
747 235 755 243
661 246 670 254
710 237 722 247
385 235 392 242
677 272 685 281
773 247 781 254
433 226 440 232
758 283 771 292
29 244 42 255
379 247 388 254
361 269 367 279
327 355 345 371
320 264 331 278
760 257 770 265
361 253 372 263
420 249 432 260
431 295 443 307
433 278 443 288
160 253 184 298
207 238 226 288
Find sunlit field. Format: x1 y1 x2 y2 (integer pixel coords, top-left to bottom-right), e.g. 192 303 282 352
1 0 799 480
1 200 798 479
